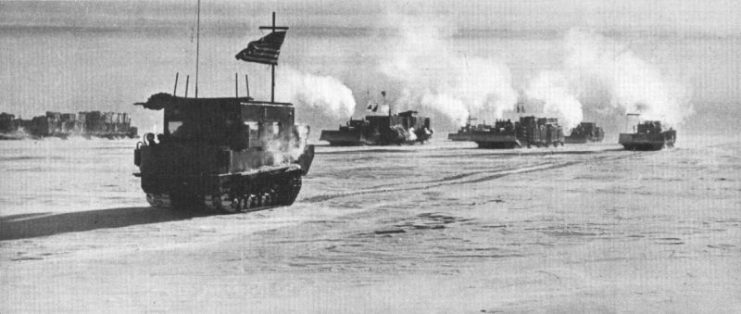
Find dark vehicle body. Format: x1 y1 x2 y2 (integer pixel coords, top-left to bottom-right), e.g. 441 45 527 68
0 113 20 133
448 116 564 149
565 122 604 144
81 111 139 139
133 94 314 213
619 120 676 151
320 110 432 146
0 113 23 140
0 111 138 139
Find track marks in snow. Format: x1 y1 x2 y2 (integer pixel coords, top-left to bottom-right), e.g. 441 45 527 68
301 153 631 203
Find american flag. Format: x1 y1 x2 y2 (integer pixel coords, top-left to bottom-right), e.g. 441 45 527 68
235 31 287 65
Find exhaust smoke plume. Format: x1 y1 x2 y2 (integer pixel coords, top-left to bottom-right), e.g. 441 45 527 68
378 18 518 126
277 66 356 121
263 124 311 165
525 29 693 129
274 21 690 133
526 71 583 130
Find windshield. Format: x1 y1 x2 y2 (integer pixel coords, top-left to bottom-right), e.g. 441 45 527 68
168 121 183 135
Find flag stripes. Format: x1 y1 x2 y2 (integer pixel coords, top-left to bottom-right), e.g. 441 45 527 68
235 31 287 65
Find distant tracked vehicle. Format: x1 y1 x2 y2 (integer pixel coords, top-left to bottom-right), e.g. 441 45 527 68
448 116 564 149
619 120 676 151
320 110 432 146
565 122 604 144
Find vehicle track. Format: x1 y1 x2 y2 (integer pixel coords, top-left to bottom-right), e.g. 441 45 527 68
301 150 639 203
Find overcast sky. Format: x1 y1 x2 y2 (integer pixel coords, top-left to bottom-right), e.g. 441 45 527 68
2 0 741 36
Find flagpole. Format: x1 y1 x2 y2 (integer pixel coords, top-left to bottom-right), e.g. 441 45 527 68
195 0 201 98
241 12 287 103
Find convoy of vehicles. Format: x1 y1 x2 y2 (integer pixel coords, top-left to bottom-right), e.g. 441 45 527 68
0 111 137 139
5 10 679 215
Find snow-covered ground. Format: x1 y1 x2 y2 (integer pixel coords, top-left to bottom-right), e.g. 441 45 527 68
1 136 740 312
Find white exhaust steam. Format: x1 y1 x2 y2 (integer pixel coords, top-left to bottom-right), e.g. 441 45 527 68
277 66 356 120
379 18 518 126
526 71 583 130
263 124 311 166
525 29 692 128
274 24 690 131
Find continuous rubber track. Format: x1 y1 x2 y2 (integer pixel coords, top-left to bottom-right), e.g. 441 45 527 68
145 170 303 214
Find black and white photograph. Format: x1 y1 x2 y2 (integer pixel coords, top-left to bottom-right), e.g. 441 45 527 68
1 0 739 312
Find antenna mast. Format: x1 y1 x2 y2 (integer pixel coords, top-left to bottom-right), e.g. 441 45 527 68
185 75 190 98
271 12 275 103
173 72 179 96
270 12 276 103
194 0 201 98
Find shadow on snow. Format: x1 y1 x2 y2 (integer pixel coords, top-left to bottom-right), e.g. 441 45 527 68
0 207 208 241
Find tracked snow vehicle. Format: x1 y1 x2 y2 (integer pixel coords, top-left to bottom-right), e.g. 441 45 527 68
320 110 432 146
448 119 520 149
133 12 314 213
133 94 314 212
448 116 564 149
565 122 604 144
619 120 676 151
